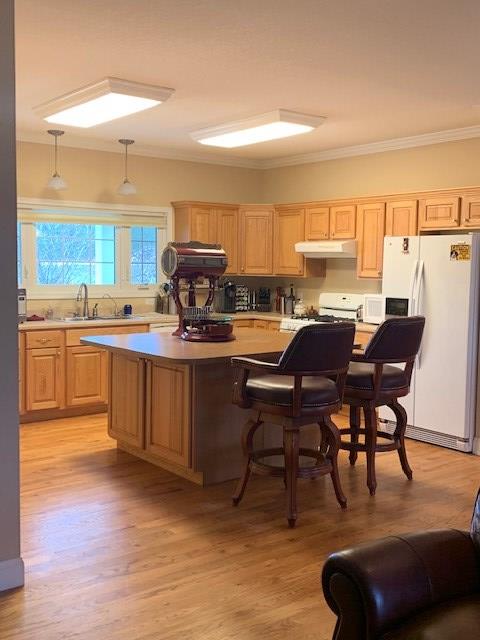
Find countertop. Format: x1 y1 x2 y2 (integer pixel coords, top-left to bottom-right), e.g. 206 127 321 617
82 328 293 364
18 311 378 333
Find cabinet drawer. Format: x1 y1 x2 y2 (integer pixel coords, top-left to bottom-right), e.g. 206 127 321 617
234 319 253 328
66 324 148 346
26 330 63 349
253 320 269 329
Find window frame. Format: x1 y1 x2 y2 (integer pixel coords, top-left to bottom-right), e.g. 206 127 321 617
17 198 173 299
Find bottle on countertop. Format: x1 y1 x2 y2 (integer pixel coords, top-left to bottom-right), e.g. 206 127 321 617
285 284 296 316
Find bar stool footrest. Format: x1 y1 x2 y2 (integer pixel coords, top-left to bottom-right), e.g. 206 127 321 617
250 447 332 479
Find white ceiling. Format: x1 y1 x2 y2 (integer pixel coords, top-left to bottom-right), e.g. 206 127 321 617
15 0 480 167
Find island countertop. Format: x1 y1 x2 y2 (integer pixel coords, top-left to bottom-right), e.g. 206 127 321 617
81 327 293 364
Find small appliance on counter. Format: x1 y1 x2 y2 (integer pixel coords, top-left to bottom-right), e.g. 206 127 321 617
161 241 234 342
18 288 27 323
219 281 237 313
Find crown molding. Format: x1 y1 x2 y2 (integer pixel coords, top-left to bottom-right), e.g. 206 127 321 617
16 130 264 169
17 123 480 171
261 124 480 168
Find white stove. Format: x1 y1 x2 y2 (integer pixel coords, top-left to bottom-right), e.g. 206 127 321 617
279 292 364 333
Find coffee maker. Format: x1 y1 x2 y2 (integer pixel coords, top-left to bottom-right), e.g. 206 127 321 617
220 281 237 313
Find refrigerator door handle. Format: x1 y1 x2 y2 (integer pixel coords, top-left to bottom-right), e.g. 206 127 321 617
415 260 425 368
409 259 420 315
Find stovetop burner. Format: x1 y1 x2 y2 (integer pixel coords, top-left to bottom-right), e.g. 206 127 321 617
291 314 348 323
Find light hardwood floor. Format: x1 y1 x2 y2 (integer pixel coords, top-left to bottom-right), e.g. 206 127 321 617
0 414 479 640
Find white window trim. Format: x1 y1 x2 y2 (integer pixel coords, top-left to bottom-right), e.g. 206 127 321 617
17 197 173 300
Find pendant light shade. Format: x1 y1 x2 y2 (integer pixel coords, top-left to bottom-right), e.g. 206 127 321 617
47 129 67 190
117 139 137 195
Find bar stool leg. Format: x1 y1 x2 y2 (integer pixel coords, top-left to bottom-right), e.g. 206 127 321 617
284 425 300 528
349 405 361 466
390 399 413 481
232 415 263 506
364 406 378 496
322 417 347 509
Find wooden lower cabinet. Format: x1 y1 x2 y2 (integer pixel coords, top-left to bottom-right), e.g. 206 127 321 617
233 319 254 328
66 346 108 407
19 333 25 415
108 353 145 448
26 346 64 411
145 362 191 467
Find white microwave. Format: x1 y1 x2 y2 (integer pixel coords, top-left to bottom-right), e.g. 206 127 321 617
363 294 410 325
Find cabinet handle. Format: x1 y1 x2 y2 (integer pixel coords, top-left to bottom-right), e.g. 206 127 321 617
39 338 50 344
57 350 61 357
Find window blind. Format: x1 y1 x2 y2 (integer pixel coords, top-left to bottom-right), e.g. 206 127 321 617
17 204 168 228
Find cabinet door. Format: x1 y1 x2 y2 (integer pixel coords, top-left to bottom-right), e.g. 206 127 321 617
461 196 480 227
190 207 216 243
216 208 239 274
268 321 280 331
330 204 356 239
26 347 64 411
357 203 386 278
418 197 460 229
66 346 107 407
109 353 145 448
305 206 329 240
385 200 418 236
146 362 191 468
19 333 25 415
273 208 305 276
240 208 274 275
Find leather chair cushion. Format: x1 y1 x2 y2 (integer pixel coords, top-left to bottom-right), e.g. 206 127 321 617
381 593 480 640
345 362 408 394
246 374 339 408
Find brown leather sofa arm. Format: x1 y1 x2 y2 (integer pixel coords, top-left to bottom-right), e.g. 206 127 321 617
322 529 480 640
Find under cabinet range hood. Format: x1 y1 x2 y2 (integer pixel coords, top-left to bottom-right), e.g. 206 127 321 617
295 240 357 259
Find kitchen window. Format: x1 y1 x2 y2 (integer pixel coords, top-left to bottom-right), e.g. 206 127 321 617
17 199 172 298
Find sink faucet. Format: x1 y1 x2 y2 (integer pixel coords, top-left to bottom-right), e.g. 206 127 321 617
102 293 119 317
76 283 89 318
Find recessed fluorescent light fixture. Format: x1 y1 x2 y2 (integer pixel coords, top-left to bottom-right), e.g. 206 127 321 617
190 109 326 148
34 78 175 128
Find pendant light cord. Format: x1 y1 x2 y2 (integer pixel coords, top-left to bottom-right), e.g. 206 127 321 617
124 143 128 182
54 135 58 176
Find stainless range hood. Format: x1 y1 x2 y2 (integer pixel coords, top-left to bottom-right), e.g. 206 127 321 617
295 240 357 258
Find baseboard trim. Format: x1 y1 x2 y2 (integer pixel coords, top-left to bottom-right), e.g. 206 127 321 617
0 557 24 592
473 437 480 456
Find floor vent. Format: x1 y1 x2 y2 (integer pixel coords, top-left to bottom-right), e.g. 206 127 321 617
380 419 471 453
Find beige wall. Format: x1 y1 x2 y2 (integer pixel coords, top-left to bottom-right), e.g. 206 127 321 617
17 141 262 205
261 137 480 203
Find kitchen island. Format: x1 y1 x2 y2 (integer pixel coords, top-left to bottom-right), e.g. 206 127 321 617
82 328 294 485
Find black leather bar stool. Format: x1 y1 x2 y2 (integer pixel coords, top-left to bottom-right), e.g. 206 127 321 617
231 322 355 527
340 316 425 495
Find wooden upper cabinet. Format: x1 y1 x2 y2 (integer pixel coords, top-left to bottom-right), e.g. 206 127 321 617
66 346 108 407
26 347 64 411
215 208 238 274
330 204 356 239
305 206 329 240
273 208 305 276
357 202 386 279
461 196 480 227
418 196 460 230
385 200 418 236
190 207 217 243
239 206 274 275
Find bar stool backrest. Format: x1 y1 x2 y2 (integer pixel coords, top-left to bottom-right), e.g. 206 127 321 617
363 316 425 364
278 322 356 375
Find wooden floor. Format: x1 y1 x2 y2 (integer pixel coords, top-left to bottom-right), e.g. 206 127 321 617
0 415 479 640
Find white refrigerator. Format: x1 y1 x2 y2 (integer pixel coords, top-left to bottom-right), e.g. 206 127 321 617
379 233 480 452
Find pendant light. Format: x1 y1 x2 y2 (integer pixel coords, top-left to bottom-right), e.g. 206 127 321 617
47 129 67 190
117 139 137 195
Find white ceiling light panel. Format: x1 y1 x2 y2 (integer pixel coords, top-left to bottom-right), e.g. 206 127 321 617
34 78 175 128
190 110 326 148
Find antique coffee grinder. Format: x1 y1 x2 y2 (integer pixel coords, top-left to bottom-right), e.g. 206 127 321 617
161 241 235 341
